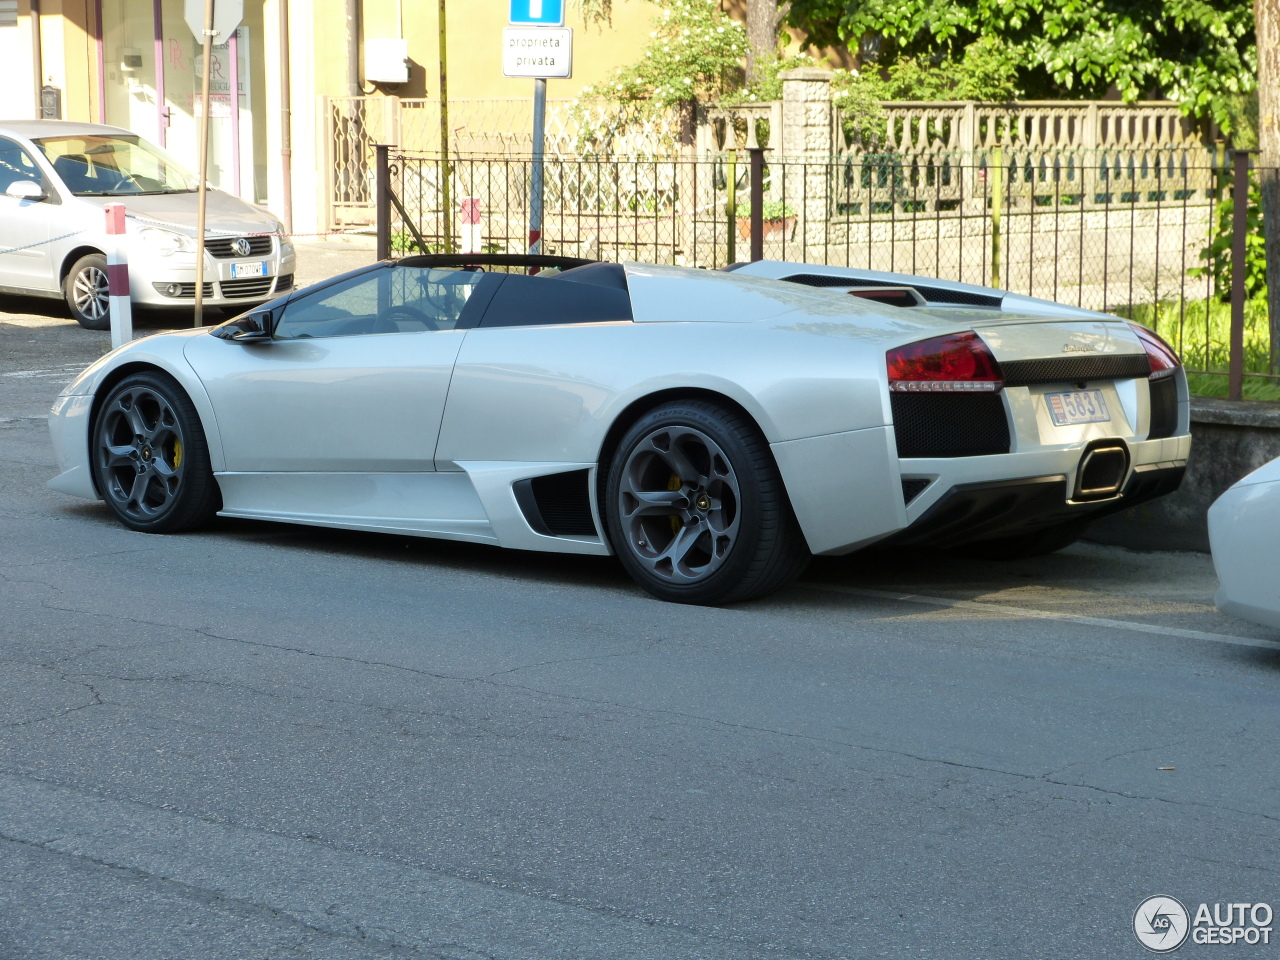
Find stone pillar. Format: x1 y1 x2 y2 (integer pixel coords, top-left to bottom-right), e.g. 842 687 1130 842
780 68 833 256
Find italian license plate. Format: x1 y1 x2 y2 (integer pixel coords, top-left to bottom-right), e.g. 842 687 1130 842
231 261 267 279
1045 389 1110 426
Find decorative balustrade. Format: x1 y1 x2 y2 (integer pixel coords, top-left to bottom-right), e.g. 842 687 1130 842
325 86 1225 232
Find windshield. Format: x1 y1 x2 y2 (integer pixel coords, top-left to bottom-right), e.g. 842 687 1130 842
33 135 199 196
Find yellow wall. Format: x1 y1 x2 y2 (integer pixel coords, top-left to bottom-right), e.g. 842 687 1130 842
318 0 663 101
48 0 96 122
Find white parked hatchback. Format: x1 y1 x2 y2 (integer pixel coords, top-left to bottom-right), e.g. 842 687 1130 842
0 119 295 328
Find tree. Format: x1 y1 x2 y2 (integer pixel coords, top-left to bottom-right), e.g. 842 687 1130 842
785 0 1256 133
1258 0 1280 367
581 0 748 110
745 0 791 84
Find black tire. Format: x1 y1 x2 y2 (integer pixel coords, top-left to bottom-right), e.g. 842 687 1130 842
603 400 810 605
90 371 221 533
952 518 1090 561
64 253 111 330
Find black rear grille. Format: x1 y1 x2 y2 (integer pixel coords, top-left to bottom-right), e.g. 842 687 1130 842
1148 375 1178 438
891 393 1011 458
220 277 275 299
780 273 1004 308
205 235 273 259
1001 354 1151 386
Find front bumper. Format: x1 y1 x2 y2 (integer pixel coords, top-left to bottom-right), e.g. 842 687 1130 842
127 245 297 308
47 393 97 499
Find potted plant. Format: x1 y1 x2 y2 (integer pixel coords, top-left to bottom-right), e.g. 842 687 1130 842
736 200 798 241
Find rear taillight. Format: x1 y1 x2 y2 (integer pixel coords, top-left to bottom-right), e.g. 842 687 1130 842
1128 322 1181 380
886 331 1004 393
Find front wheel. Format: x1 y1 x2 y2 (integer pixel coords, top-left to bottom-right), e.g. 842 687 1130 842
90 371 221 533
64 253 111 330
604 401 810 605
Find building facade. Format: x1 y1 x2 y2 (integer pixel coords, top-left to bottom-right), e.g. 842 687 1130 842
0 0 673 234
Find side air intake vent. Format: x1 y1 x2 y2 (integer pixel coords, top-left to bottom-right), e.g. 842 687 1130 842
513 470 598 537
1001 354 1151 387
892 394 1011 458
780 274 1004 308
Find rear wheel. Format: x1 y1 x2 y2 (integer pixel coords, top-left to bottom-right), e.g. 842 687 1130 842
90 371 220 533
64 253 111 330
604 400 809 605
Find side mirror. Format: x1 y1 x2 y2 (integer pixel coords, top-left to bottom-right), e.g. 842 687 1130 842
6 180 46 201
212 308 277 342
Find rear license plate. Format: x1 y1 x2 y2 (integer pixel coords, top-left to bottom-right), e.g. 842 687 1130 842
1045 389 1110 426
231 261 267 279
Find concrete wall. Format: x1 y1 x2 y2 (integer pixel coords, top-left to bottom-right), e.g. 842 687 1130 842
1087 399 1280 553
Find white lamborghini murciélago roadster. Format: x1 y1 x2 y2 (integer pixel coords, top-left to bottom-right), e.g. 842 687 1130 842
48 254 1191 604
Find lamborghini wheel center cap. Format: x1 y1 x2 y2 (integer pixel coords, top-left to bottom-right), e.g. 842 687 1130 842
695 493 711 511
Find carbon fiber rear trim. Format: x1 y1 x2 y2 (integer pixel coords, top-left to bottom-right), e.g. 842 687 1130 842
1001 354 1151 386
780 273 1004 308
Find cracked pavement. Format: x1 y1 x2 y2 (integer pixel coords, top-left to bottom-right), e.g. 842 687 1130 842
2 292 1280 959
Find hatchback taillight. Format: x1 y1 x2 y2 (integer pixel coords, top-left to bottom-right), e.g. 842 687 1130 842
886 331 1004 393
1127 322 1181 380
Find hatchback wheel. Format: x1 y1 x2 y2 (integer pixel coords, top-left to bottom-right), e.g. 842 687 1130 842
90 371 220 533
604 400 809 604
64 253 111 330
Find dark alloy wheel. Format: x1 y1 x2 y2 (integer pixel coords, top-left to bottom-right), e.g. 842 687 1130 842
604 400 809 605
64 253 111 330
91 372 220 533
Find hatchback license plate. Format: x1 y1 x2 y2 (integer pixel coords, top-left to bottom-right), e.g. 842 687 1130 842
231 261 267 279
1046 389 1110 426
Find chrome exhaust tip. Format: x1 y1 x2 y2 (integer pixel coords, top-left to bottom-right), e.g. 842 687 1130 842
1074 441 1130 501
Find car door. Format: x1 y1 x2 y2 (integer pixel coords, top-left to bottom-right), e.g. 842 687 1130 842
435 268 636 465
0 136 60 293
184 264 492 483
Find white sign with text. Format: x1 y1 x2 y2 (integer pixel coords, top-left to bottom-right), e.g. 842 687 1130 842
502 27 572 79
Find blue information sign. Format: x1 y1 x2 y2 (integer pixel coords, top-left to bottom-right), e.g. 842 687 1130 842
509 0 564 26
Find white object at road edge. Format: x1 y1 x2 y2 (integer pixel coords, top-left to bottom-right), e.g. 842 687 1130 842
105 203 132 349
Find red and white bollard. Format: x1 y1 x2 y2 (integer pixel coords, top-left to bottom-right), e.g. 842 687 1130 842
104 203 132 349
459 197 483 254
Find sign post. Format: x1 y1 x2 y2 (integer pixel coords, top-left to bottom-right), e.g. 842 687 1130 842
504 0 570 256
184 0 243 326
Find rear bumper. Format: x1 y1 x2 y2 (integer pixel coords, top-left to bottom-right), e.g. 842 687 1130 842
886 460 1186 548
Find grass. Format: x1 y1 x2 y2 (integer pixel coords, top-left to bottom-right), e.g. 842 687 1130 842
1115 297 1280 403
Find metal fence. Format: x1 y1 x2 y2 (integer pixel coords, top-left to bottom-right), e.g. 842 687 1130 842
377 149 1275 396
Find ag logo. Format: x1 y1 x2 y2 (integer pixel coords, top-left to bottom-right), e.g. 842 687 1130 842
1135 896 1191 952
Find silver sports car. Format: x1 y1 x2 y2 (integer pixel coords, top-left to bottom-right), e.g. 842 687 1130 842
48 254 1191 604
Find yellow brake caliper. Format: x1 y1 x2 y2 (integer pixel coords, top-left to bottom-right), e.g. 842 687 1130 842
172 438 183 470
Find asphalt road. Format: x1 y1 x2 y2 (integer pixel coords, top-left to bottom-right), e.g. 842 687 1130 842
2 268 1279 959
